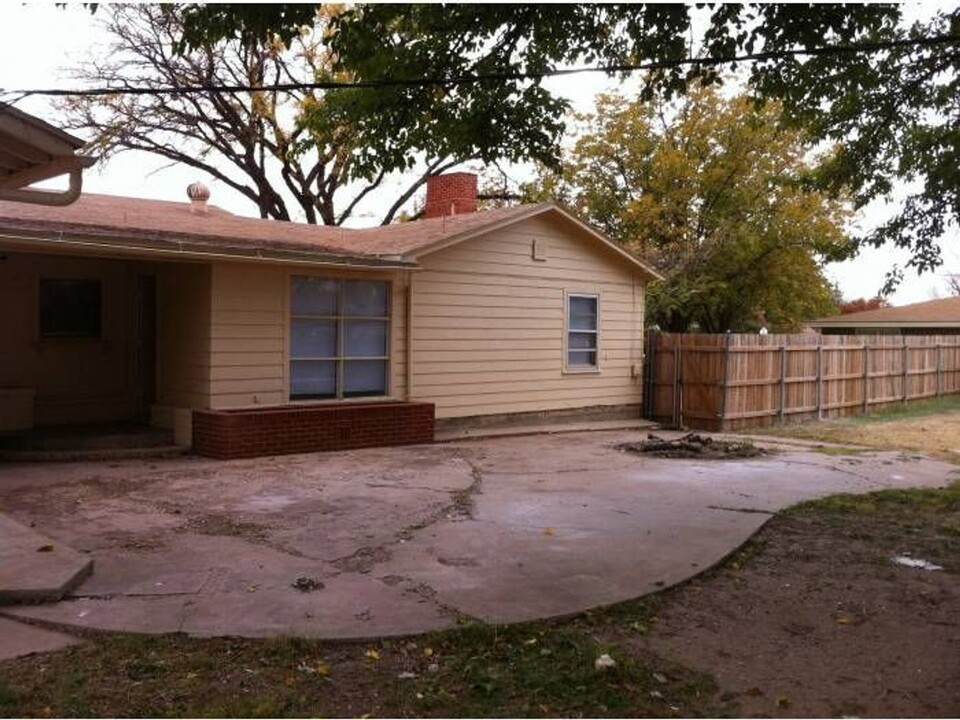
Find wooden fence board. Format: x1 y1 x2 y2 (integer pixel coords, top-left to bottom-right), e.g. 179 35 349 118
645 332 960 431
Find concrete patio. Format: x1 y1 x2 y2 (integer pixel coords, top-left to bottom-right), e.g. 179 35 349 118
0 429 956 650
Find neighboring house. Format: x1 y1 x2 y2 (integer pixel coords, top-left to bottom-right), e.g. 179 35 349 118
810 296 960 336
0 173 660 456
0 104 95 206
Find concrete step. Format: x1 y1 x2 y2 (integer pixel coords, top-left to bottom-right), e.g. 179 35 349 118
0 514 93 605
0 424 174 452
435 418 654 443
0 445 186 463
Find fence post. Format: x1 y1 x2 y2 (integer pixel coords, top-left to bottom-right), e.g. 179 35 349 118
673 333 682 427
816 337 824 420
643 330 657 420
936 342 942 397
719 332 731 429
902 337 909 404
778 343 787 424
862 343 870 414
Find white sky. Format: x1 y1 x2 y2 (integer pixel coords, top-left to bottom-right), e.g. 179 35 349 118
1 3 957 305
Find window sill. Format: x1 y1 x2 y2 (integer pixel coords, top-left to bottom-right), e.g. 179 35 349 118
286 394 396 406
562 366 601 375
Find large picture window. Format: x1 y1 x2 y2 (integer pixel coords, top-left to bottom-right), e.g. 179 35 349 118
566 293 598 369
290 277 390 399
39 278 101 339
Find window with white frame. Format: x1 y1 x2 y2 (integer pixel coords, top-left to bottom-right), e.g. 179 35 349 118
290 277 390 399
566 294 598 369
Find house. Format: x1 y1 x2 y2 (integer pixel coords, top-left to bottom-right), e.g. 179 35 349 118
0 172 660 458
0 103 95 206
810 296 960 336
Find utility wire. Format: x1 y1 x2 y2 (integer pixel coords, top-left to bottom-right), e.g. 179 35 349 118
1 32 958 100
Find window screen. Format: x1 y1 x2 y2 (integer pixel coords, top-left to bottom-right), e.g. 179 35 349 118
39 279 101 338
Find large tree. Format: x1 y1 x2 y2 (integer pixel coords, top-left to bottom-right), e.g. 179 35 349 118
168 4 957 284
537 88 851 333
59 5 473 225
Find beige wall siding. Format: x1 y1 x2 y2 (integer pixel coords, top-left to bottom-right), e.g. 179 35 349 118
207 263 408 409
412 214 646 419
0 251 145 425
155 261 211 412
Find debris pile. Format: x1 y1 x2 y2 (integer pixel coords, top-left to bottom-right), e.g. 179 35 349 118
619 433 766 460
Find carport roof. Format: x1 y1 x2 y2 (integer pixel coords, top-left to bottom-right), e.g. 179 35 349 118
0 104 95 205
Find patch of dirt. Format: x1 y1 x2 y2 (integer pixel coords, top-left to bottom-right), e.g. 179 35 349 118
185 513 271 542
331 546 392 574
619 433 768 460
604 509 960 718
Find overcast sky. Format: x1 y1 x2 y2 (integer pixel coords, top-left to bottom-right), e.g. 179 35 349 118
1 3 957 305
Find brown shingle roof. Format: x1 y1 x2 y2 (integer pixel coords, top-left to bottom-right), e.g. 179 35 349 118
811 296 960 327
0 192 660 277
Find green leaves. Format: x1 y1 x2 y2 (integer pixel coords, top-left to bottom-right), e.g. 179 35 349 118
549 87 852 332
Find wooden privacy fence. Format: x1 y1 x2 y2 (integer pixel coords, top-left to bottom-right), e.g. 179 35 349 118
644 332 960 431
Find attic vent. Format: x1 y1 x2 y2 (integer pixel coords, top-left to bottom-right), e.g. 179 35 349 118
187 181 210 214
532 239 547 262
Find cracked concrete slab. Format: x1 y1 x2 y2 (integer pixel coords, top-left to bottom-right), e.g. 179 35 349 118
0 430 955 639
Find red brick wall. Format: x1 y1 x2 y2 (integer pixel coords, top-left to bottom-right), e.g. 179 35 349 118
423 172 478 218
192 401 435 459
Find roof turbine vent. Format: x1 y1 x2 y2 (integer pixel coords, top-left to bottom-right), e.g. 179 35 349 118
187 181 210 214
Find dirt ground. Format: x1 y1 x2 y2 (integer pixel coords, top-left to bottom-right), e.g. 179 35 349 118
626 504 960 717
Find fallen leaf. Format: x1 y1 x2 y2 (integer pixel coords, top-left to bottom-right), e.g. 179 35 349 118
775 695 791 708
316 660 330 676
745 687 764 697
423 647 433 657
37 544 54 552
542 526 555 536
594 653 617 670
284 675 296 687
523 638 538 646
364 649 380 661
653 672 668 684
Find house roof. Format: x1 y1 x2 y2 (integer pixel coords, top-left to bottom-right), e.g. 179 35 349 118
810 296 960 328
0 192 662 278
0 104 95 205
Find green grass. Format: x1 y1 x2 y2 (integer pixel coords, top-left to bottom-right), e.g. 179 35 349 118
0 607 729 718
842 395 960 424
787 480 960 517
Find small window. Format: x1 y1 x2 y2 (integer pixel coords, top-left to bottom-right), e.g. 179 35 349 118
39 279 101 338
566 294 598 369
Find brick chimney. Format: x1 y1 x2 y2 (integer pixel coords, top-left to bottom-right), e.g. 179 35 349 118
423 172 478 219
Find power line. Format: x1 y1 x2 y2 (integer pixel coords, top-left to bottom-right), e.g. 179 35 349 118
1 32 958 101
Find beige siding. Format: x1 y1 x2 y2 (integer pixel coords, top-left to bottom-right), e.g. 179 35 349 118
155 262 211 411
412 214 646 419
207 263 408 409
0 251 146 425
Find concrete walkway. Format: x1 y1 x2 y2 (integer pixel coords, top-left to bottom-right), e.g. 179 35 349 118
0 513 93 603
1 430 956 650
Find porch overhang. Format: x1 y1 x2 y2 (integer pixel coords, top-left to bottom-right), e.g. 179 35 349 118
0 104 95 207
0 225 417 271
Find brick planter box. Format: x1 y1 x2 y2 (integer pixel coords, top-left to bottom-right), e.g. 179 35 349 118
192 401 435 459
